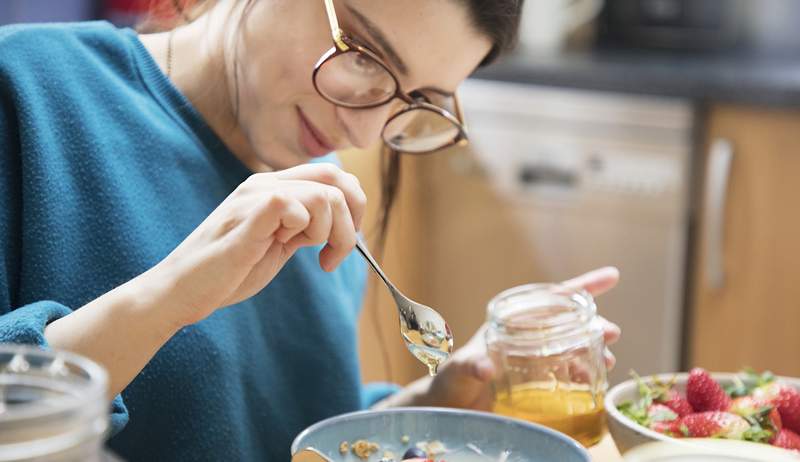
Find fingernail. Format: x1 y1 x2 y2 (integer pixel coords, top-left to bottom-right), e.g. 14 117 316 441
475 357 495 381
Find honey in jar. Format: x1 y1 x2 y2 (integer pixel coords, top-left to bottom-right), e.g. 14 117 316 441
485 284 608 446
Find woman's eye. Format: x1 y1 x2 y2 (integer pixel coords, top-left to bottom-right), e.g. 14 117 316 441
410 91 432 104
346 53 382 76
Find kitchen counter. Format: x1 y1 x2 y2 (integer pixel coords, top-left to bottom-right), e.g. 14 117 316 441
590 434 622 461
473 48 800 108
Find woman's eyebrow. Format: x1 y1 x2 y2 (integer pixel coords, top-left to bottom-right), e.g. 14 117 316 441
345 6 457 97
346 5 409 76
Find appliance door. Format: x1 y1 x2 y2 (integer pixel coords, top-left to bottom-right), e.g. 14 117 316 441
460 80 695 384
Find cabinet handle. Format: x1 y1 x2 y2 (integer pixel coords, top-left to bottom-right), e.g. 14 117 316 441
703 139 734 290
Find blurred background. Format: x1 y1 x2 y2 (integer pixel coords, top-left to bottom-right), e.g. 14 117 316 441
3 0 799 387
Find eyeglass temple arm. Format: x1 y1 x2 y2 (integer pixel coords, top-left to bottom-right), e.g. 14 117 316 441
454 93 468 140
323 0 349 51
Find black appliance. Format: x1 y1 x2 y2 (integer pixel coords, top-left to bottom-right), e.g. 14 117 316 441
599 0 800 53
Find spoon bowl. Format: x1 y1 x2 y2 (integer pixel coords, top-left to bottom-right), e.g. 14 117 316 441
354 240 453 375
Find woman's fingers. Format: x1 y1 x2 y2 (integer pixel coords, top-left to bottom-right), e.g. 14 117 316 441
275 163 366 231
561 266 620 296
274 182 357 272
470 355 496 382
318 185 357 271
604 347 616 370
271 196 312 244
242 192 309 246
599 316 621 345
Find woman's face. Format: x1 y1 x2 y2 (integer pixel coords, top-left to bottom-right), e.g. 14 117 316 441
232 0 493 170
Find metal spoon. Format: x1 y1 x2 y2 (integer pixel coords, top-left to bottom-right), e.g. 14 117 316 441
355 239 453 375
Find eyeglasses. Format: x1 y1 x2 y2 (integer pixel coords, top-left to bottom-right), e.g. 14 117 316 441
312 0 468 154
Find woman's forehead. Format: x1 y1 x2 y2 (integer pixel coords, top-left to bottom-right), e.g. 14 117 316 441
340 0 493 92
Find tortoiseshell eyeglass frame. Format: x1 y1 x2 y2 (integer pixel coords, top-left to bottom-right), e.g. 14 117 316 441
312 0 468 153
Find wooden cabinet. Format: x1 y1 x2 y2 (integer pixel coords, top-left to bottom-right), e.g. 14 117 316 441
689 104 800 376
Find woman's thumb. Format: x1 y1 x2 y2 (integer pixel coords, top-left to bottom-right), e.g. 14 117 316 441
470 355 496 382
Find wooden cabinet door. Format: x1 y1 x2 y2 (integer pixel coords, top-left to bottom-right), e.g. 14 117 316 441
689 104 800 376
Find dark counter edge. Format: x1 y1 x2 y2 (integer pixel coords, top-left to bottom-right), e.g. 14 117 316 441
472 50 800 109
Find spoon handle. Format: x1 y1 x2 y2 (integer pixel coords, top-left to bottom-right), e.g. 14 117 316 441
354 239 399 294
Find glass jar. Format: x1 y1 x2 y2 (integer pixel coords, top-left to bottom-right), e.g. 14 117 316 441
486 283 607 447
0 344 110 462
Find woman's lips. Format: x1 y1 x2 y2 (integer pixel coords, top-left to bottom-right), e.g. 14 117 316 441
297 107 335 158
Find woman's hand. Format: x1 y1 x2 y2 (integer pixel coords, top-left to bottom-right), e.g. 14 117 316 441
147 163 366 328
380 267 621 411
47 163 366 398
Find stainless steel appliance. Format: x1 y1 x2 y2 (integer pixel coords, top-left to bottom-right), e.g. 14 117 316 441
459 79 695 384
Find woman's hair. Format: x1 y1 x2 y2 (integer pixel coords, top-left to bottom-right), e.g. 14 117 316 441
143 0 522 381
378 0 522 249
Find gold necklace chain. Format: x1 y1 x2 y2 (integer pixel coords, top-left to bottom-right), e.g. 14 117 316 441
166 29 175 78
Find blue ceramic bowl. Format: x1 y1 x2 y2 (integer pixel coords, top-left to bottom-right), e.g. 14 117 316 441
291 407 589 461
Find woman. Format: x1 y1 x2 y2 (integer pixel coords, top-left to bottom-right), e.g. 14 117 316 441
0 0 621 460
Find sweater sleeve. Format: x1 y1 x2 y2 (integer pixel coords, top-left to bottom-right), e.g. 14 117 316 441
0 89 130 435
361 382 402 409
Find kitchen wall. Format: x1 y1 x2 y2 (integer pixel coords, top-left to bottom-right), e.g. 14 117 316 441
0 0 96 24
0 0 152 26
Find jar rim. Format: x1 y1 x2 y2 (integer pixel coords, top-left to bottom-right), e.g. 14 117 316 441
0 344 108 426
486 283 598 341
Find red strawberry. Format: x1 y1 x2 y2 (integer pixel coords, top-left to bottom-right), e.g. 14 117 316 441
771 428 800 451
676 411 749 439
660 390 694 417
687 368 731 412
730 396 782 432
651 420 679 436
754 382 800 434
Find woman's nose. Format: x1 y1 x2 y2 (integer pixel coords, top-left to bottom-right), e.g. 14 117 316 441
335 101 402 149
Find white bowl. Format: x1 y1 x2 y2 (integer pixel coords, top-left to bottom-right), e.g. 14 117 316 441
624 439 800 462
604 372 800 454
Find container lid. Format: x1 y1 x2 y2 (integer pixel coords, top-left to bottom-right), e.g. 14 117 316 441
0 345 109 461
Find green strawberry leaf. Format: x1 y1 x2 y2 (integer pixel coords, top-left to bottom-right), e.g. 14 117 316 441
727 369 776 397
725 376 749 398
742 368 775 387
618 400 650 427
743 422 773 443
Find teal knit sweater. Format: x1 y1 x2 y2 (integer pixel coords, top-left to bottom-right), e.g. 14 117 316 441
0 21 397 461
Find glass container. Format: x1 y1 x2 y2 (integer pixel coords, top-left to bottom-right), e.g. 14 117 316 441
486 284 607 446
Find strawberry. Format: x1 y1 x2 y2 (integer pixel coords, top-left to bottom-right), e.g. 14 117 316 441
650 420 676 435
629 372 694 417
730 396 782 431
771 428 800 452
676 411 750 439
687 368 731 412
753 382 800 434
660 390 694 417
